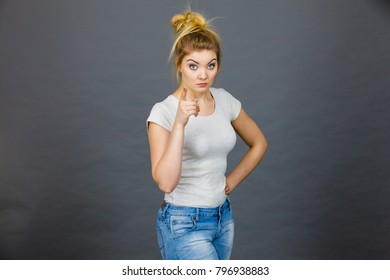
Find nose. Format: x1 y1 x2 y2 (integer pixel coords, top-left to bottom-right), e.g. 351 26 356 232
199 69 208 80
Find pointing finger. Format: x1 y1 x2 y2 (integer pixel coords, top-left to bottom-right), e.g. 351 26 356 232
180 88 187 101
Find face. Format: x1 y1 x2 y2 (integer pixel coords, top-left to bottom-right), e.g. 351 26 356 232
178 49 219 95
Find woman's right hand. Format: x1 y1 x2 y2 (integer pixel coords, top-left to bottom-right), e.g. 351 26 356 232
175 88 199 127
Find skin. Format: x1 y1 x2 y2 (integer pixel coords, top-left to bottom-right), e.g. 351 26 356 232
148 49 268 194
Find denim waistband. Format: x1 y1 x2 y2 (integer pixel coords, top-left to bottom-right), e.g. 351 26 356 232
161 197 231 218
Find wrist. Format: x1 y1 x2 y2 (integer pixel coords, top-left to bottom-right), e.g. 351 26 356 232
173 121 185 131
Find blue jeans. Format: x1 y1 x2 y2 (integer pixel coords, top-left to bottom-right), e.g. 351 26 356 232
156 198 234 260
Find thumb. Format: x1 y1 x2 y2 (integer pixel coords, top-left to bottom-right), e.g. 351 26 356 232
180 88 187 101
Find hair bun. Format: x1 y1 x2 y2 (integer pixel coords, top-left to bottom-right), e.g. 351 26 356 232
171 11 207 34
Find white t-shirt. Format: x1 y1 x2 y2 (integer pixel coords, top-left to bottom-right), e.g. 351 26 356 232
147 87 241 208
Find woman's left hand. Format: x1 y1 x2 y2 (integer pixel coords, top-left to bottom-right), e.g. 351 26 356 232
225 184 231 195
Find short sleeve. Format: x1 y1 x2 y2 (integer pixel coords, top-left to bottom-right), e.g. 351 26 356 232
146 102 174 133
223 89 241 121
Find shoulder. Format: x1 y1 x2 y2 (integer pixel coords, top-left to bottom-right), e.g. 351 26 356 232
211 87 232 97
211 87 240 103
149 95 178 119
211 88 241 121
147 95 177 132
151 95 177 111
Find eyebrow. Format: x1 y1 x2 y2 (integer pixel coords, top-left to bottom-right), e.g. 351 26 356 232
186 58 217 64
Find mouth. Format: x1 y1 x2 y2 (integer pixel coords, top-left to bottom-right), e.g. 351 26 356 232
197 83 208 88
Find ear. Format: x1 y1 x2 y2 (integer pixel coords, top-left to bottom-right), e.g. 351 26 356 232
176 59 182 72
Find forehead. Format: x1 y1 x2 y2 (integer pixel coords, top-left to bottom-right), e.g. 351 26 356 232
183 49 217 63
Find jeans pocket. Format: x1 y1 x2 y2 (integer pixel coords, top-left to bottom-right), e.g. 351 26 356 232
170 215 196 239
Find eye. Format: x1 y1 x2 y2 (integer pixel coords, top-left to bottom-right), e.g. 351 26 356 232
208 63 216 70
189 64 198 70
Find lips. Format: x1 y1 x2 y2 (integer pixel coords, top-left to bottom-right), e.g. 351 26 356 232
197 83 208 87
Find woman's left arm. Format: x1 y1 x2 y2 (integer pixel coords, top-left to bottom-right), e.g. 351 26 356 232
225 108 268 194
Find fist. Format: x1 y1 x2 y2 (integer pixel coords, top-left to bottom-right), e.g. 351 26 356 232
176 88 200 126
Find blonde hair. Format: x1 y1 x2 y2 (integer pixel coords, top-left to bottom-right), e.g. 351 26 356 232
169 9 221 81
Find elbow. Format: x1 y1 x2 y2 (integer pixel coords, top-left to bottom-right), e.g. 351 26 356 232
152 165 180 194
262 137 268 153
252 136 268 159
153 173 176 194
260 138 268 158
158 183 175 194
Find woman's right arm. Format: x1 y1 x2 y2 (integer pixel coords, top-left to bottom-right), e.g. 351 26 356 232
147 89 198 193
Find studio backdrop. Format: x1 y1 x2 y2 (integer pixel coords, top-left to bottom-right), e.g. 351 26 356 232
1 0 390 259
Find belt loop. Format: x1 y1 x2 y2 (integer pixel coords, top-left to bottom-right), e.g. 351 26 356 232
161 201 168 219
195 208 199 221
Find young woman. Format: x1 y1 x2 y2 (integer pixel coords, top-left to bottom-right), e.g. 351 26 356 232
146 9 268 260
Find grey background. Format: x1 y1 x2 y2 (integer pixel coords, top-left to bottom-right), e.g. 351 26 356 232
1 0 389 259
